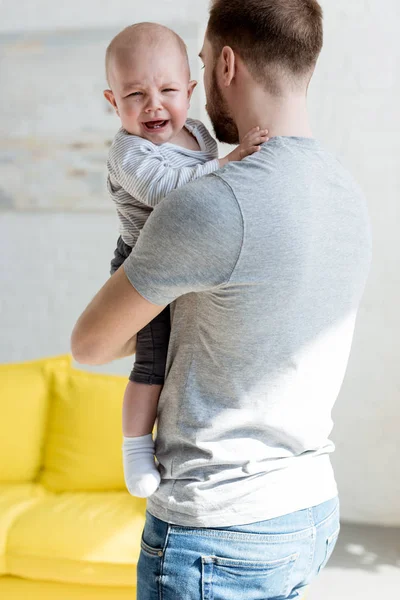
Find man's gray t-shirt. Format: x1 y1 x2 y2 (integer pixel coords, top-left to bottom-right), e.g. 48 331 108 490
123 137 371 527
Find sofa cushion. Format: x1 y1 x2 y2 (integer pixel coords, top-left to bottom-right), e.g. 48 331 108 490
40 367 127 492
0 355 71 483
0 577 136 599
0 484 46 574
7 490 146 587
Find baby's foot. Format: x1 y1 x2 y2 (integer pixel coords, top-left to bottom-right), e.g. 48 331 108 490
123 434 161 498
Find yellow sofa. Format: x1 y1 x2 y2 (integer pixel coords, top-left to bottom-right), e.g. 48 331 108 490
0 355 146 599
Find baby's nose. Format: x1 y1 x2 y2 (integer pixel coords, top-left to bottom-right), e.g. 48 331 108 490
145 94 163 112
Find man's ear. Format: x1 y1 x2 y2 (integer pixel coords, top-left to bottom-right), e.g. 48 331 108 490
187 80 198 106
221 46 235 87
104 89 119 116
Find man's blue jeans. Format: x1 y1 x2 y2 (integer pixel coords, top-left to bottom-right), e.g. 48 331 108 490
137 497 340 599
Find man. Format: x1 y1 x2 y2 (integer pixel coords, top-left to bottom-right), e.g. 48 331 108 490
72 1 371 598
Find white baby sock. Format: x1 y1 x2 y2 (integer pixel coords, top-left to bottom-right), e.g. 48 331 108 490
122 434 161 498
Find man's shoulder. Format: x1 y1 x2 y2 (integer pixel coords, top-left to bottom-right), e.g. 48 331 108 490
155 172 242 230
168 171 236 206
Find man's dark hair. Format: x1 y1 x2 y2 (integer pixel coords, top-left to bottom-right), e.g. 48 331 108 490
207 0 323 93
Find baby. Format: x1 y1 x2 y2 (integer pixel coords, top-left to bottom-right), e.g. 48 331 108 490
104 22 269 498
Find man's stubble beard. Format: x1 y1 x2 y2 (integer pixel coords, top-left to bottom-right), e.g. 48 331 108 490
206 66 239 145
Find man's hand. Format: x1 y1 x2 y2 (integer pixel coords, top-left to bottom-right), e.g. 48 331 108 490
71 266 166 365
219 127 269 167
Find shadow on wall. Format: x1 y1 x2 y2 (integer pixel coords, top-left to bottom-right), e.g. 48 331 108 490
326 522 400 573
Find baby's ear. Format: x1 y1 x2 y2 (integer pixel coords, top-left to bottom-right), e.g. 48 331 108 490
187 80 198 103
103 90 119 116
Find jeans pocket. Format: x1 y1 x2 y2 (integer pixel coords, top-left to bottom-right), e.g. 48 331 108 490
137 537 164 600
318 527 340 573
201 552 299 600
140 535 165 558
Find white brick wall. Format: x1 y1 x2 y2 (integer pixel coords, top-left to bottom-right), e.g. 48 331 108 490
0 0 399 525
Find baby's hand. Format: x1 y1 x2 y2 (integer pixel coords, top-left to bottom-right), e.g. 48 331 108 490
220 127 269 166
236 127 270 160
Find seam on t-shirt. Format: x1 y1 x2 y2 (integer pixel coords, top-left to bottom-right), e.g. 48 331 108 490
212 173 245 286
169 298 197 482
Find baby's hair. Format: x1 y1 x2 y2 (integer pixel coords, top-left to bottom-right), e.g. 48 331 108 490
105 22 190 87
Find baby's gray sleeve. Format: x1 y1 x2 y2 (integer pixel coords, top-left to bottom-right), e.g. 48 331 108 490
108 134 220 208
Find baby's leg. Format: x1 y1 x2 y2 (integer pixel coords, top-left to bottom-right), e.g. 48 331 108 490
122 307 171 498
122 381 161 498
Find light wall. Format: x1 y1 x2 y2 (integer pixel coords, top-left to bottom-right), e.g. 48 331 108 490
0 0 398 525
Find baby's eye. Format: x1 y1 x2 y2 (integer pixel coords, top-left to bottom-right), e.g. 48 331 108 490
128 92 142 97
162 89 177 93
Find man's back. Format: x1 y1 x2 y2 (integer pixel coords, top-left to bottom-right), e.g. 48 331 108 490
125 137 371 526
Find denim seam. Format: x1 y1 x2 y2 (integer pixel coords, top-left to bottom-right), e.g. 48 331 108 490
326 527 340 544
202 552 299 568
159 524 171 600
317 527 340 575
141 538 164 557
306 507 316 576
169 526 313 543
314 504 340 531
201 556 213 600
283 553 299 597
201 552 299 599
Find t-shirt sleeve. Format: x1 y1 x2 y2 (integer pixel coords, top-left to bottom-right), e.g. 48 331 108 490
122 174 243 305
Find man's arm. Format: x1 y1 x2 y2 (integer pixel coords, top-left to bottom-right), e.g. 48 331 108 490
72 175 242 366
71 266 166 365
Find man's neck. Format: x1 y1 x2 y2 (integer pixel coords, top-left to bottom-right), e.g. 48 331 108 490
234 85 313 142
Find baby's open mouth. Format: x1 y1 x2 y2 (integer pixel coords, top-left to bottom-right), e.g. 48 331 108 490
144 120 169 131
